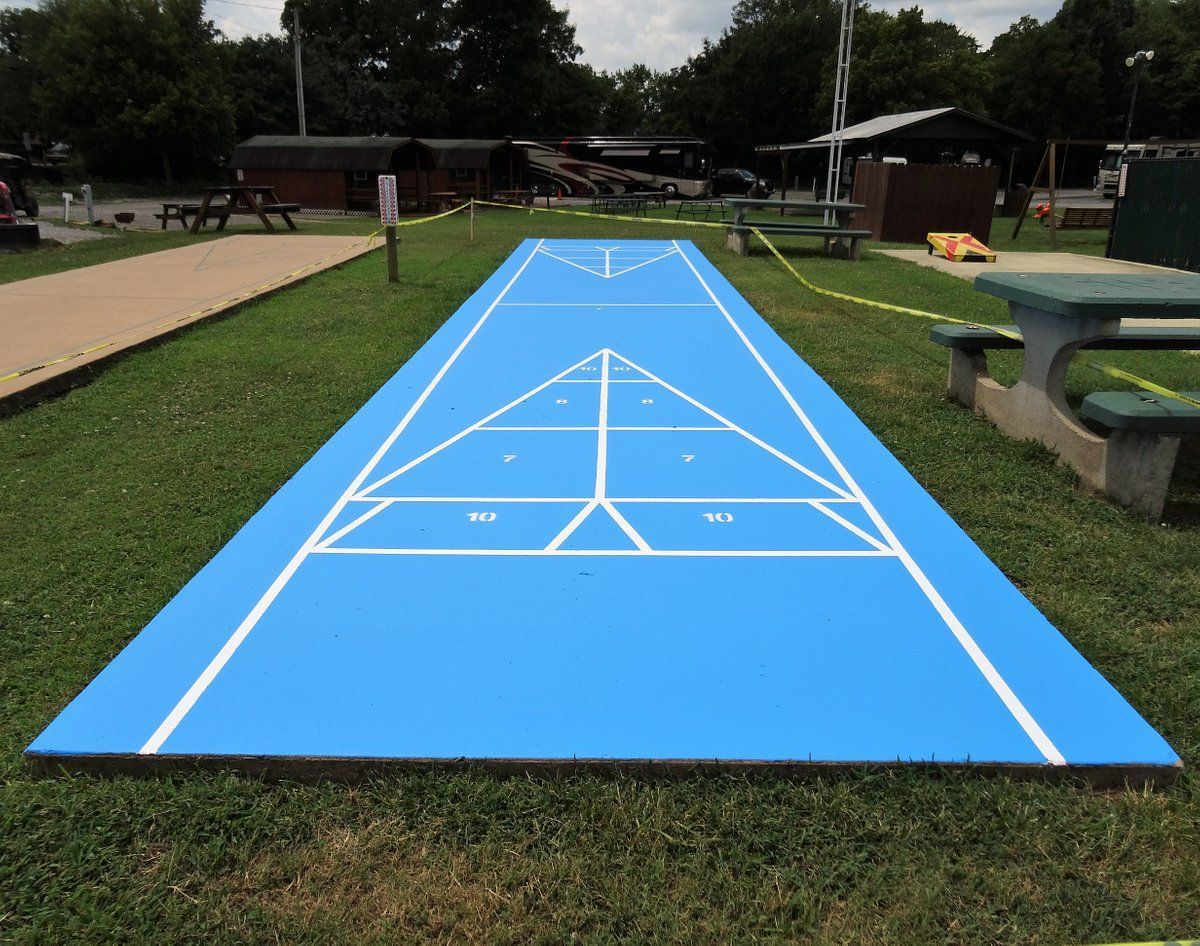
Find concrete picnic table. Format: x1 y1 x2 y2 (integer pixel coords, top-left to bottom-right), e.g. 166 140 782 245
723 196 864 225
970 271 1200 512
722 197 868 258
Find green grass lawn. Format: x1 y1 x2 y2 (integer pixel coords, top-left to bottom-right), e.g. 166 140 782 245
1 209 1197 944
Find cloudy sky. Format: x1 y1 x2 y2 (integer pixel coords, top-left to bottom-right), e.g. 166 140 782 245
193 0 1065 71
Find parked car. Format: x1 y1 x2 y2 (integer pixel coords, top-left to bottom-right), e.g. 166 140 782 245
710 167 775 197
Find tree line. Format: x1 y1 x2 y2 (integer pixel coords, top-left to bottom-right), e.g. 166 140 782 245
1 0 1197 182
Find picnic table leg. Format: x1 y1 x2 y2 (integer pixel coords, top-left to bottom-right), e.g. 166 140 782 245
244 191 275 232
726 209 749 255
970 304 1122 486
189 193 214 234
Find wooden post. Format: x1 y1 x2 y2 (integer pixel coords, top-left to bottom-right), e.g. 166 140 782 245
780 153 790 202
378 173 400 283
385 225 398 282
470 198 475 241
1047 139 1058 248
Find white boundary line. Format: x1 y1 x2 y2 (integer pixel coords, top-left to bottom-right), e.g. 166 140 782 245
137 239 548 755
346 496 857 504
670 240 1066 766
313 547 894 558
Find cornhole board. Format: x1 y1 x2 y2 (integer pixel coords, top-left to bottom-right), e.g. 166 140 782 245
927 232 997 263
27 239 1180 782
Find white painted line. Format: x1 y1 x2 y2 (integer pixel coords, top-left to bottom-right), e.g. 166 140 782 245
350 496 857 504
495 303 717 307
355 349 607 498
594 350 611 498
313 499 394 551
313 547 896 558
601 500 652 551
349 496 593 503
809 501 892 554
480 426 599 431
608 426 730 431
610 497 857 504
544 500 599 551
671 240 1066 766
612 350 855 501
137 239 548 756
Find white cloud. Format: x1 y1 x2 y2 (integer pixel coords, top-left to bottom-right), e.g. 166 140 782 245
554 0 735 72
198 0 1067 67
203 0 285 39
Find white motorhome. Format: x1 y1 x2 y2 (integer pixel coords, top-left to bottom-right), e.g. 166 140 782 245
1094 140 1200 195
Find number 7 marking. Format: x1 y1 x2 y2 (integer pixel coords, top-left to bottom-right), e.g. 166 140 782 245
503 455 517 463
682 454 695 463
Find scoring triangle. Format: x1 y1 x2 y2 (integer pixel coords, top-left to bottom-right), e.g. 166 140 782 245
558 504 640 551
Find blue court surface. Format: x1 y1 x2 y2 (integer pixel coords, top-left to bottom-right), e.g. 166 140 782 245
28 239 1180 778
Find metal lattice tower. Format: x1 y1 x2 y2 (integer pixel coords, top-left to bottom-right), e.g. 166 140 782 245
823 0 856 222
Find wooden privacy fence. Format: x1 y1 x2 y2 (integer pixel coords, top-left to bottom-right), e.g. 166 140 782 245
850 162 1000 244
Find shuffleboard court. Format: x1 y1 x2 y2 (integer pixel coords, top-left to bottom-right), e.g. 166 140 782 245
27 239 1180 779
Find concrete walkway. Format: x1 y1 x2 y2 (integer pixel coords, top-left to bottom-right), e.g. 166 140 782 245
1 234 375 411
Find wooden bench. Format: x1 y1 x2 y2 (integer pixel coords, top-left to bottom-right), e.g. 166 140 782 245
933 271 1200 518
155 203 204 229
1057 207 1113 229
723 220 873 260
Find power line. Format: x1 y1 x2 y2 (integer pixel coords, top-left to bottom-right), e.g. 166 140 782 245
207 0 285 11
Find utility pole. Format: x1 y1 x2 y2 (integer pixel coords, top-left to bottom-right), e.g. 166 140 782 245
824 0 856 223
293 7 307 136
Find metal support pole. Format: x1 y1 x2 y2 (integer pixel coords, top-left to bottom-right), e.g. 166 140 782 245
1048 140 1057 248
824 0 856 223
470 198 475 241
385 225 398 282
293 8 307 136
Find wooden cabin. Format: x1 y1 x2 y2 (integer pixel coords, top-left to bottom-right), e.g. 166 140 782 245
228 136 526 212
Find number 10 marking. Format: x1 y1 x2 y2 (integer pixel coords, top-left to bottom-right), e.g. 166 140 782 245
702 512 734 523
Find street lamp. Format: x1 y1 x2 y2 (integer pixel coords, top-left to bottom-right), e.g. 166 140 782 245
1107 50 1154 256
1119 49 1154 164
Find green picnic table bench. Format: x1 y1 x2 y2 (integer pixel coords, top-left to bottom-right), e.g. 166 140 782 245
722 197 871 260
945 272 1200 518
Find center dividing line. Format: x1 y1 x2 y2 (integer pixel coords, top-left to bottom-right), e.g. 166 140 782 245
137 239 547 756
595 350 611 498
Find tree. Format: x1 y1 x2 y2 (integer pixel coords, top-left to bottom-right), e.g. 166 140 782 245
281 0 455 136
986 16 1105 141
34 0 234 181
447 0 601 136
822 6 992 123
221 35 295 141
0 7 53 142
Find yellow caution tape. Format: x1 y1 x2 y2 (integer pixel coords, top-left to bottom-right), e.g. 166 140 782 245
473 197 726 230
1083 940 1196 946
750 226 1200 411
